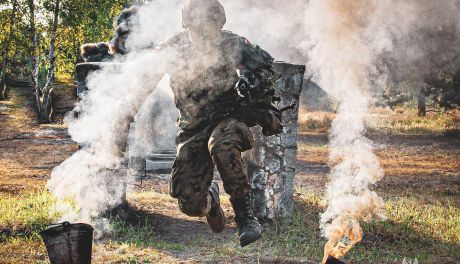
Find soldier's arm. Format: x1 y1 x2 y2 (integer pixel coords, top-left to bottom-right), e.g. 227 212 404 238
114 42 180 154
122 32 186 118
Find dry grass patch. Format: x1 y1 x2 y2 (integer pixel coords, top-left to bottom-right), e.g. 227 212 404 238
297 106 459 136
373 107 459 135
298 108 334 133
0 238 47 264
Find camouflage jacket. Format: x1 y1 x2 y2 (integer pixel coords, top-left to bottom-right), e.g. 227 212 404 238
158 30 278 130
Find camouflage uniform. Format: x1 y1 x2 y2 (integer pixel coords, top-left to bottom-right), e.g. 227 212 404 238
158 31 277 217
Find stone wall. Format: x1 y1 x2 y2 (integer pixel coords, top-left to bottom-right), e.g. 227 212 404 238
247 62 305 220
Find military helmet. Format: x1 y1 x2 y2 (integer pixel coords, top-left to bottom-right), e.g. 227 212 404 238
182 0 226 29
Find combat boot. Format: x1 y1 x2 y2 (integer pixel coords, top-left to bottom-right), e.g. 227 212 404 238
231 193 263 247
206 182 226 233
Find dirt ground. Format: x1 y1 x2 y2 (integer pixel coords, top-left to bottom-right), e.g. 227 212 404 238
0 83 79 197
0 83 459 263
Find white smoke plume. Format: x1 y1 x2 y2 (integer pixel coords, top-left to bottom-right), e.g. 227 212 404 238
47 1 183 237
48 51 176 236
302 0 460 260
303 1 387 259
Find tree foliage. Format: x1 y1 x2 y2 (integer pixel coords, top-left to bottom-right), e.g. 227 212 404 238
0 0 19 99
381 16 460 112
0 0 130 121
0 0 129 80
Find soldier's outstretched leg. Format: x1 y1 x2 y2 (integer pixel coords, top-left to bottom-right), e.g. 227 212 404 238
169 128 225 232
208 118 263 247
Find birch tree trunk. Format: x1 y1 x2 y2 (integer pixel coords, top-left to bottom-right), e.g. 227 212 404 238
0 0 18 100
28 0 40 105
29 0 60 123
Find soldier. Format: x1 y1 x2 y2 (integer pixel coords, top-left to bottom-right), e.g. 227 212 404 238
125 0 281 247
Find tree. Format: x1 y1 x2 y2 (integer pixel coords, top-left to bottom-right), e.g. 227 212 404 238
421 24 460 112
0 0 128 121
424 67 460 111
380 13 460 114
28 0 60 123
0 0 18 99
417 89 427 117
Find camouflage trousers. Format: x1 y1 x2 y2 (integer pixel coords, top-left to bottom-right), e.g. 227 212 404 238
169 118 253 217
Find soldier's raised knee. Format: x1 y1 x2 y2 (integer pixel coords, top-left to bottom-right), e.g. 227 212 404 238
208 139 233 157
177 196 211 217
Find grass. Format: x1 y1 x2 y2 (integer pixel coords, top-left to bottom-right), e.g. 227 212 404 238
0 188 458 263
298 109 333 134
0 191 54 264
376 107 459 135
0 191 56 236
354 194 459 263
141 186 458 263
294 106 459 263
110 216 186 251
298 106 460 136
261 193 324 259
245 189 459 263
385 196 460 244
92 216 185 263
0 191 185 263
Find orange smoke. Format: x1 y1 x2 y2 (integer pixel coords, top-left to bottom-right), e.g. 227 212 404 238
321 219 363 263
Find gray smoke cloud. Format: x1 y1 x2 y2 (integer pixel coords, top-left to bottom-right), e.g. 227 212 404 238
47 0 460 243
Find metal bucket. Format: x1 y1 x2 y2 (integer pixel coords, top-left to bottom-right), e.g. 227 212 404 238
40 222 94 264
